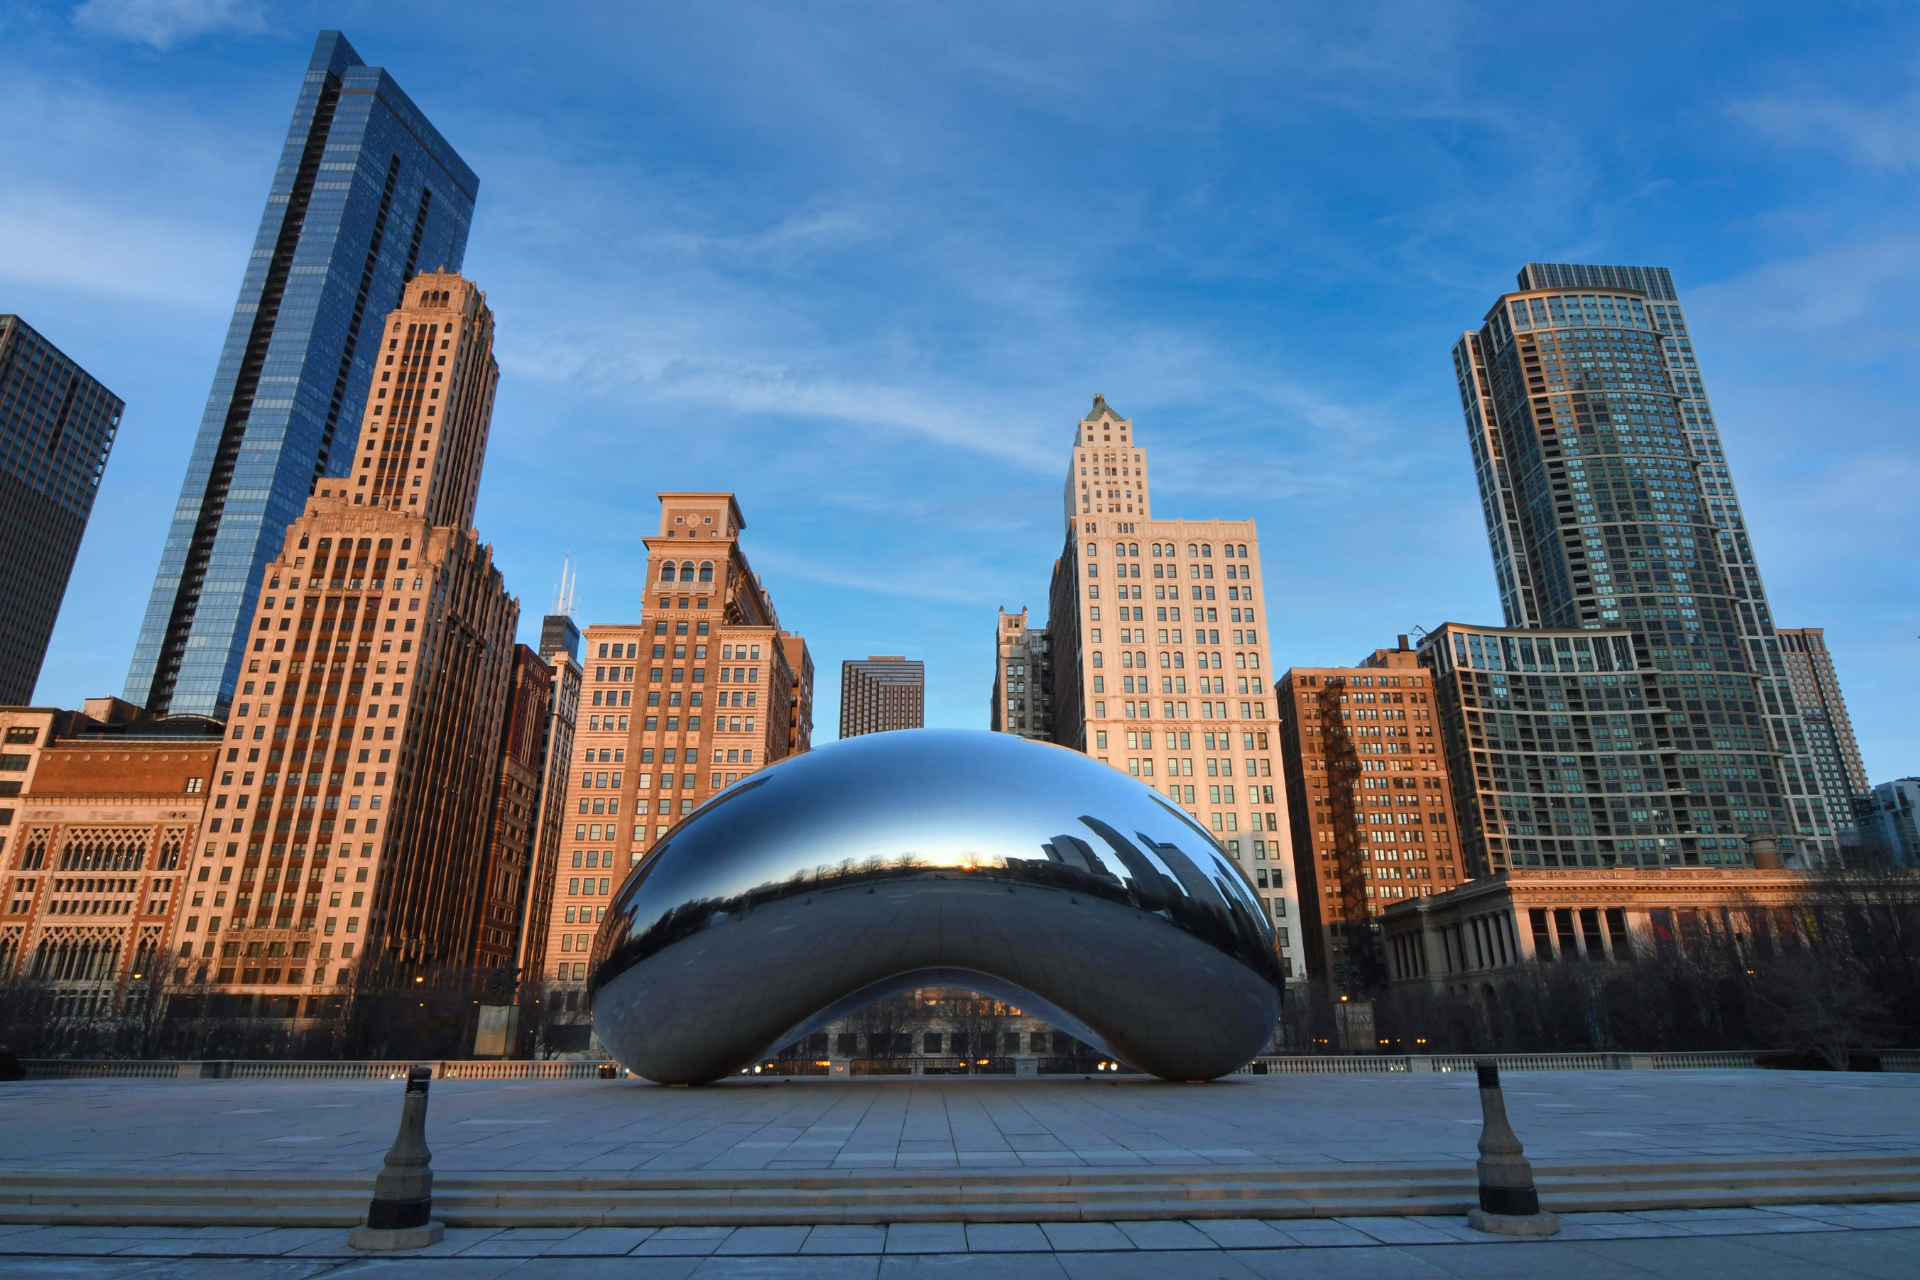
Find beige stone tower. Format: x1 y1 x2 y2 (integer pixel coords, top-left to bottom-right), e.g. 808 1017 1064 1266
1044 396 1303 979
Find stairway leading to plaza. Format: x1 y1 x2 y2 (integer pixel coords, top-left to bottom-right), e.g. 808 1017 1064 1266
1 1152 1916 1227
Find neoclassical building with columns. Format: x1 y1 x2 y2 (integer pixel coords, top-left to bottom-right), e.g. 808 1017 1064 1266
1378 859 1820 997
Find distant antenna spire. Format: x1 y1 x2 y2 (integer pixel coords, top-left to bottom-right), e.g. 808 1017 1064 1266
553 552 577 616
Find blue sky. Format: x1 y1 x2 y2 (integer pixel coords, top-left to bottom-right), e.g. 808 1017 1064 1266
6 1 1917 773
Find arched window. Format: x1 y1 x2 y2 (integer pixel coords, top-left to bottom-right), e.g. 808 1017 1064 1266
660 562 676 581
1249 652 1260 668
1201 544 1212 557
1223 545 1236 558
1092 652 1104 668
1121 652 1133 668
1129 543 1139 556
1187 544 1198 557
680 561 695 580
1173 653 1185 669
1239 543 1250 557
698 562 714 583
1159 652 1170 668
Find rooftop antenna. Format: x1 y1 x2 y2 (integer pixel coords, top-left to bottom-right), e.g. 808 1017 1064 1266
552 553 576 617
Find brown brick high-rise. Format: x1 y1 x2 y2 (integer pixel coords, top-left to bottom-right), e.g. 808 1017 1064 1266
840 656 924 738
185 273 523 1010
1276 642 1464 989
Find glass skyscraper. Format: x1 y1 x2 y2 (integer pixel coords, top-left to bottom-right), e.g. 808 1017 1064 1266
125 30 477 717
0 316 124 705
1452 263 1840 867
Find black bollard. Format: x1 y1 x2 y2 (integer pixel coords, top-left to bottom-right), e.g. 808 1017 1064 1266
347 1066 445 1250
1466 1058 1559 1237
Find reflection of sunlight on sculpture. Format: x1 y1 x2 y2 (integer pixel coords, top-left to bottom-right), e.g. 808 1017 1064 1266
589 729 1284 1084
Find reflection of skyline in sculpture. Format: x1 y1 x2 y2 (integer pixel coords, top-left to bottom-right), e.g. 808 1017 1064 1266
588 729 1284 1083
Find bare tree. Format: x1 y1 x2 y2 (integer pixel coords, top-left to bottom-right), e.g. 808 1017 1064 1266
1749 962 1896 1071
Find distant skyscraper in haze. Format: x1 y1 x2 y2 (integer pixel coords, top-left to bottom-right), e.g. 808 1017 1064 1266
1452 263 1842 867
840 656 924 737
1777 627 1872 842
126 30 477 718
0 316 123 705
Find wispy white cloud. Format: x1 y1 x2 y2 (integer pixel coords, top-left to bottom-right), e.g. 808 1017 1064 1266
0 185 247 307
1690 234 1920 363
1731 87 1920 171
73 0 265 50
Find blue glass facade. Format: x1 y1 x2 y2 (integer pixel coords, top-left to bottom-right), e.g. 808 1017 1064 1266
126 30 477 717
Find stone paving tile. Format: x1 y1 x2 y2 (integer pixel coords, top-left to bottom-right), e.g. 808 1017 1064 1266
1264 1221 1385 1248
877 1253 1070 1279
1232 1244 1459 1279
458 1229 580 1257
541 1227 656 1255
1113 1219 1216 1250
799 1225 886 1254
882 1223 968 1254
1557 1233 1869 1279
688 1256 880 1279
634 1226 737 1257
1056 1251 1263 1279
1334 1215 1466 1245
497 1262 699 1280
713 1226 811 1255
964 1222 1051 1252
1728 1226 1920 1280
1037 1221 1134 1251
1187 1219 1294 1249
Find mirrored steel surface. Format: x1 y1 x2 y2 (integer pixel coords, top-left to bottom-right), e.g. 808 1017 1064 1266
589 728 1283 1083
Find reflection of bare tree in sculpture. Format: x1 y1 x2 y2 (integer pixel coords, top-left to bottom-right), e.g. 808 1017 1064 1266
849 993 922 1058
945 993 1009 1060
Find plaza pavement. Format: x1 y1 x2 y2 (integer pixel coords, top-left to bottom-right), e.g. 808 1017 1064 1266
0 1207 1917 1277
2 1068 1916 1175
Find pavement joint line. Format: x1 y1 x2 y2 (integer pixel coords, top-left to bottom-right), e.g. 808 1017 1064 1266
0 1218 1915 1259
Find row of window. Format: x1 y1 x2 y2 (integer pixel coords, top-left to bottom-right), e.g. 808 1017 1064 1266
1093 542 1251 559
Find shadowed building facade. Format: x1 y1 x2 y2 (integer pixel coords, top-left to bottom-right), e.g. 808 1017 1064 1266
1042 396 1302 979
1451 264 1831 866
1276 641 1464 990
127 31 476 719
515 612 581 986
990 608 1051 740
0 316 123 705
840 656 924 738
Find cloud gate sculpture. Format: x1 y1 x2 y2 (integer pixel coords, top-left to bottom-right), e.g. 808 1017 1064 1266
588 728 1284 1083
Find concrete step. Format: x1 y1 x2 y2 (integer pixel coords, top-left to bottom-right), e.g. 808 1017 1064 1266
0 1154 1914 1228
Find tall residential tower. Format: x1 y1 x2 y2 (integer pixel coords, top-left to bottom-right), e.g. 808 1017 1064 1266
127 31 476 718
1452 265 1833 866
0 316 123 704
